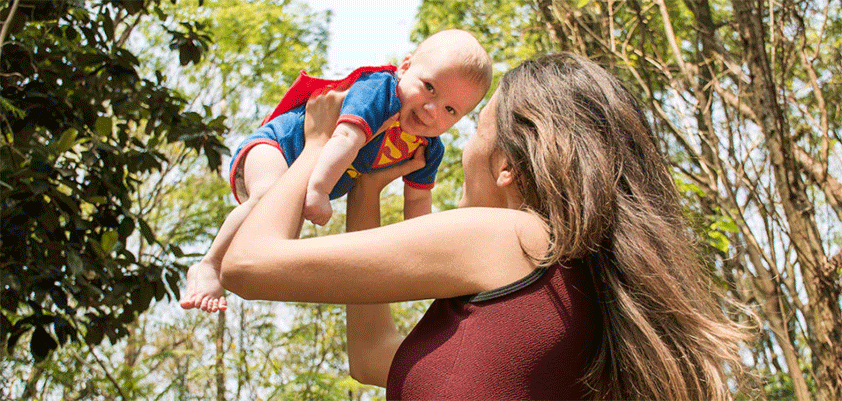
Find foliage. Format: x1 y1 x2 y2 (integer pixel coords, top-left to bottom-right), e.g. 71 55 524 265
135 0 329 129
414 0 552 70
1 0 228 363
1 0 400 399
1 293 431 400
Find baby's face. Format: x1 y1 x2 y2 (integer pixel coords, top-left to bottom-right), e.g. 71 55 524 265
395 52 486 138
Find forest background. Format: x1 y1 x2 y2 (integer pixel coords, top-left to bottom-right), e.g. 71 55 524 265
1 0 840 400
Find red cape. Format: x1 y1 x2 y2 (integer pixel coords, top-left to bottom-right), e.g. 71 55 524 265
260 65 397 126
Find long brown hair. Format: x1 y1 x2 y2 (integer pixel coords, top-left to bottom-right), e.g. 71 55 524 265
495 53 752 400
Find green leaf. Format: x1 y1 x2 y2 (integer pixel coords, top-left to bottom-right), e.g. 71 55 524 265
707 231 730 253
49 128 78 154
0 95 26 119
30 325 57 362
95 116 112 137
577 0 591 8
101 230 118 253
121 0 143 14
134 284 153 311
86 196 108 204
77 52 107 67
67 250 83 276
118 217 135 239
84 324 104 345
53 317 76 345
719 219 739 233
165 270 180 300
138 218 157 245
102 13 114 41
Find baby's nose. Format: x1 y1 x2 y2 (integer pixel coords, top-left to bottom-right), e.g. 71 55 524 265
422 102 436 117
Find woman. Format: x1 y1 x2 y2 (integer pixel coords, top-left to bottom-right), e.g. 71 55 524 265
220 53 749 400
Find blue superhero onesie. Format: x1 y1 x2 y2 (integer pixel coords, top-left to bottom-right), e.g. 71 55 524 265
229 65 445 203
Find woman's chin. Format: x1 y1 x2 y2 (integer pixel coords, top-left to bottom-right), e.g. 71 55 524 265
457 196 468 209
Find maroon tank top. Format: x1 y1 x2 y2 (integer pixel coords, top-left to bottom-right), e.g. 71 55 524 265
386 263 600 400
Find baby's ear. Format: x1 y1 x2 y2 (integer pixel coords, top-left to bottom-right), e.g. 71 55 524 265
397 54 412 76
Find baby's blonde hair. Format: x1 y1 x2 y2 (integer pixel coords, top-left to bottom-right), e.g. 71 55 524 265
413 29 492 91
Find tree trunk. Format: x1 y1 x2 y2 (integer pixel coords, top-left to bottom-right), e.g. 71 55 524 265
794 145 842 222
732 0 841 399
744 241 811 401
216 309 226 401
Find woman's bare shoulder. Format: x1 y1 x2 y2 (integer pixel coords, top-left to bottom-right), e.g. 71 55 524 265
437 207 547 234
416 207 550 263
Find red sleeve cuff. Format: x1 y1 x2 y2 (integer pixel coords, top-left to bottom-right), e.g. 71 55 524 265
337 115 373 141
229 139 284 204
403 178 434 190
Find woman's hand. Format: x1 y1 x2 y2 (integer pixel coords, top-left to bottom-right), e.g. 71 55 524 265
303 84 349 145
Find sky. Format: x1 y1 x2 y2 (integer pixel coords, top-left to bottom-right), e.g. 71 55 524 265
305 0 423 76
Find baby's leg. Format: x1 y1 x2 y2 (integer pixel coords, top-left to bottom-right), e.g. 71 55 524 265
181 144 288 312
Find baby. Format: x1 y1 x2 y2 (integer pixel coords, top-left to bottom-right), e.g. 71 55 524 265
181 29 492 312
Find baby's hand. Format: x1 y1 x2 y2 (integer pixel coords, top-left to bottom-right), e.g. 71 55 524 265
304 189 332 225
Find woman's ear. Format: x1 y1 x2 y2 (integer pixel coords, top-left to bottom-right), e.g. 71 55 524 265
496 159 514 188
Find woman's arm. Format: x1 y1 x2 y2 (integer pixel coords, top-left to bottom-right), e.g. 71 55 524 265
222 206 543 303
344 161 422 387
402 185 432 220
220 96 548 305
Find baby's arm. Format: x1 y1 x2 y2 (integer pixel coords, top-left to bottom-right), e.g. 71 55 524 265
403 185 432 220
402 145 433 220
303 122 367 225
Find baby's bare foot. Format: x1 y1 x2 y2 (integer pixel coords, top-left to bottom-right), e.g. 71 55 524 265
303 190 333 226
180 260 227 312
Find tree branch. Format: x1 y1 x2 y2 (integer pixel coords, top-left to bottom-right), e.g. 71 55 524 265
653 0 690 81
0 0 22 60
793 145 842 222
80 341 129 400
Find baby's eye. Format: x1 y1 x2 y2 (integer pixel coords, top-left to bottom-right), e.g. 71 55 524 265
446 106 456 115
424 82 435 94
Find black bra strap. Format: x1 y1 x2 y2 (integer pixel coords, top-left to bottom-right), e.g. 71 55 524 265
461 267 549 303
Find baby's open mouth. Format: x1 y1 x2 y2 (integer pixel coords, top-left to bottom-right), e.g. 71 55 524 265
410 110 428 128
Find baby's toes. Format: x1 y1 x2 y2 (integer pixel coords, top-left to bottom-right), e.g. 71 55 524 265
182 292 197 308
192 294 203 309
179 298 193 309
180 289 193 309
